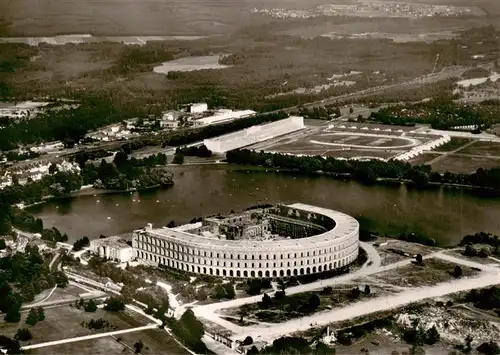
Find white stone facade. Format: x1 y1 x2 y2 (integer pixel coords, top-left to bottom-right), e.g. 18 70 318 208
90 238 134 263
203 116 305 154
132 203 359 279
190 103 208 114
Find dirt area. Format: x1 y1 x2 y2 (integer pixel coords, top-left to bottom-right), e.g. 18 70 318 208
408 153 442 166
0 305 151 345
368 258 479 287
222 284 393 324
430 153 500 173
311 133 415 148
335 331 451 355
322 149 396 159
26 329 190 355
30 284 88 305
374 239 442 266
443 249 500 266
266 128 425 159
458 141 500 157
432 138 474 152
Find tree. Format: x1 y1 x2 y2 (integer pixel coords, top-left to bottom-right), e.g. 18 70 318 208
25 308 39 326
104 296 125 312
172 153 185 165
415 254 423 265
477 341 500 355
425 325 440 345
84 299 98 312
364 285 371 295
247 346 260 355
35 307 45 321
464 335 473 354
0 238 6 249
261 293 273 308
308 294 321 311
223 283 235 299
349 107 354 115
350 287 361 298
0 336 21 354
134 340 144 354
453 265 463 278
242 336 254 346
14 328 32 341
4 307 21 323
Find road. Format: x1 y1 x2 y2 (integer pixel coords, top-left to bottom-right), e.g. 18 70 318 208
20 324 158 350
192 245 499 343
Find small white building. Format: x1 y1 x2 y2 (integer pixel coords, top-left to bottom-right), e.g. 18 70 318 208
160 120 179 129
30 141 64 154
90 237 134 263
190 103 208 114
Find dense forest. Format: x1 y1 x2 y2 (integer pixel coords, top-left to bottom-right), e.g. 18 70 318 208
226 149 500 191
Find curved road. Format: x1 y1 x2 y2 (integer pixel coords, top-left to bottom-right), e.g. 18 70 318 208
192 244 499 343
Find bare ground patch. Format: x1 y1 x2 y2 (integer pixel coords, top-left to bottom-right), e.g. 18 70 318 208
369 258 479 287
0 305 151 345
430 154 500 173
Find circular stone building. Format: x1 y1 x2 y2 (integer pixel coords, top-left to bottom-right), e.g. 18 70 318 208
132 203 359 279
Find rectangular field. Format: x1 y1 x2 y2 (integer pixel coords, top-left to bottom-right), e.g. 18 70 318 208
432 138 473 152
458 141 500 157
430 154 500 173
322 149 396 159
408 153 442 166
0 305 152 345
27 329 191 355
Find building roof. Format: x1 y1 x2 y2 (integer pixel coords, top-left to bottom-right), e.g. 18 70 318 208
139 203 358 251
195 110 256 125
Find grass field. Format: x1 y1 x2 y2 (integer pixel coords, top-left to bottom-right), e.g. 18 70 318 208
0 305 152 345
26 329 190 355
27 329 191 355
408 153 442 165
312 133 416 148
371 258 478 287
458 141 500 157
430 154 500 173
433 138 473 152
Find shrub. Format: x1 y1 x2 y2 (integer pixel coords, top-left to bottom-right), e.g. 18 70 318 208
242 336 254 346
104 296 126 312
14 328 32 341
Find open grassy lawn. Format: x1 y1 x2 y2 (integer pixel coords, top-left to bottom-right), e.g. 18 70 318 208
432 138 473 152
27 329 191 355
371 258 479 288
430 154 500 173
458 141 500 157
408 153 441 166
0 305 152 346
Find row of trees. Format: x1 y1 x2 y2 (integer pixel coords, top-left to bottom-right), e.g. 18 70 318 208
225 149 500 191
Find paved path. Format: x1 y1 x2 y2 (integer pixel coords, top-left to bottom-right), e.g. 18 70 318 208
193 246 499 343
21 324 158 350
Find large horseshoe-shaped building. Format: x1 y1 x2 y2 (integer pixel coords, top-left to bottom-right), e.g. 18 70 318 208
132 203 359 278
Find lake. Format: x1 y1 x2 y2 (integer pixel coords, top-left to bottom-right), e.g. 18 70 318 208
29 165 500 245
